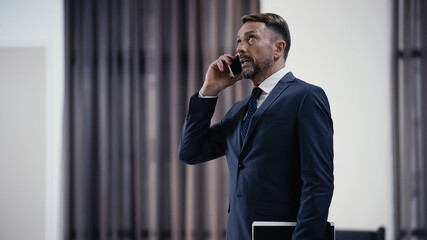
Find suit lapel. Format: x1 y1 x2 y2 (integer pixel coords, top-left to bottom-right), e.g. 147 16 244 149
241 72 296 150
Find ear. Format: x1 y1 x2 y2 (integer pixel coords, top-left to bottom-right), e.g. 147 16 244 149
273 40 286 60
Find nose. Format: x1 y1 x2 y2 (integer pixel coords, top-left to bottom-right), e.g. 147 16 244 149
236 42 246 55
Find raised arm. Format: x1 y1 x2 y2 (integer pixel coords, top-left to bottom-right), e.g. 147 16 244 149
178 54 242 164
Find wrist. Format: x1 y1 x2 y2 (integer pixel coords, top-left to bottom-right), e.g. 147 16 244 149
199 85 220 96
198 91 218 98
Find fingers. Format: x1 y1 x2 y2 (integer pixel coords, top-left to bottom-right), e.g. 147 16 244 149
214 54 236 72
204 55 242 95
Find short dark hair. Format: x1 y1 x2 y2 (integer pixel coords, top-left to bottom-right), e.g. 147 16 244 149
241 13 291 60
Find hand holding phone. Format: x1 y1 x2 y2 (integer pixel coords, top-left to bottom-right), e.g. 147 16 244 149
227 55 242 77
200 54 243 96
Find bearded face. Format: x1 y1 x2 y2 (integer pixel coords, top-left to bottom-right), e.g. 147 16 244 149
241 51 274 80
236 22 276 81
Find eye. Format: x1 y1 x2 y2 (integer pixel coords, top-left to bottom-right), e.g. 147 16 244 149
248 35 256 44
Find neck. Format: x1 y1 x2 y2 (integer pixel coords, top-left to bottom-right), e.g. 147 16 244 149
251 61 286 86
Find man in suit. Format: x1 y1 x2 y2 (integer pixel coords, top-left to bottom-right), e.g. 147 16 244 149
178 13 334 240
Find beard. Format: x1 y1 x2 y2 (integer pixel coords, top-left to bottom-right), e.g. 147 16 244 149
242 56 273 79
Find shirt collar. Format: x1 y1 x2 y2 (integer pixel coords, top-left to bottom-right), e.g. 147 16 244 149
257 66 289 94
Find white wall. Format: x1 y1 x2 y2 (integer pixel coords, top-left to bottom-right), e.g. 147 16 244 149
261 0 394 239
0 0 64 239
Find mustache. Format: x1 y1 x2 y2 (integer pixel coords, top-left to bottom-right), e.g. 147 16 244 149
238 54 253 63
239 54 252 60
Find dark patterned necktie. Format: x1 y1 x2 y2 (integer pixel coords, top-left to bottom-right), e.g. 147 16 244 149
241 87 262 141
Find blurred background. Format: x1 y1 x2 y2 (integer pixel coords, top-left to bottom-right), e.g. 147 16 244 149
0 0 426 240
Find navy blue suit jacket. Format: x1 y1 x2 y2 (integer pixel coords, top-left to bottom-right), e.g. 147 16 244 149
179 72 334 240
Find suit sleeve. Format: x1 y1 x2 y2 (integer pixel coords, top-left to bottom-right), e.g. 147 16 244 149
178 93 226 164
293 86 334 240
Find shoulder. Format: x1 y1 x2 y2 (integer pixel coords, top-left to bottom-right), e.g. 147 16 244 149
291 78 329 100
285 78 331 114
292 80 332 119
293 78 324 91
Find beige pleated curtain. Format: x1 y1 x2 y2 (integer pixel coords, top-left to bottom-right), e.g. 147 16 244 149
63 0 259 239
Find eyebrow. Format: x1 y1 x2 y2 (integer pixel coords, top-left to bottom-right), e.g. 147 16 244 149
236 30 260 39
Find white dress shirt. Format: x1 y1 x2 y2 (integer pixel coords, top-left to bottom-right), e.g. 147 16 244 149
256 66 289 108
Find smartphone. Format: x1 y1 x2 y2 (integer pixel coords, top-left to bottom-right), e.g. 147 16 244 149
227 55 242 77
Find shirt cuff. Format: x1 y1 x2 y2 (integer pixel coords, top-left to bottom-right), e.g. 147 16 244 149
198 91 218 98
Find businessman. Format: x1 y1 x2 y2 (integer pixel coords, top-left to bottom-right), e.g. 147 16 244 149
178 13 334 240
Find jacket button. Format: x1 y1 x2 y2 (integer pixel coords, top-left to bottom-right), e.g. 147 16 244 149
238 163 245 170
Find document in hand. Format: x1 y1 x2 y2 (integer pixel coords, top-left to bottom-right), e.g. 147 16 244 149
252 221 335 240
